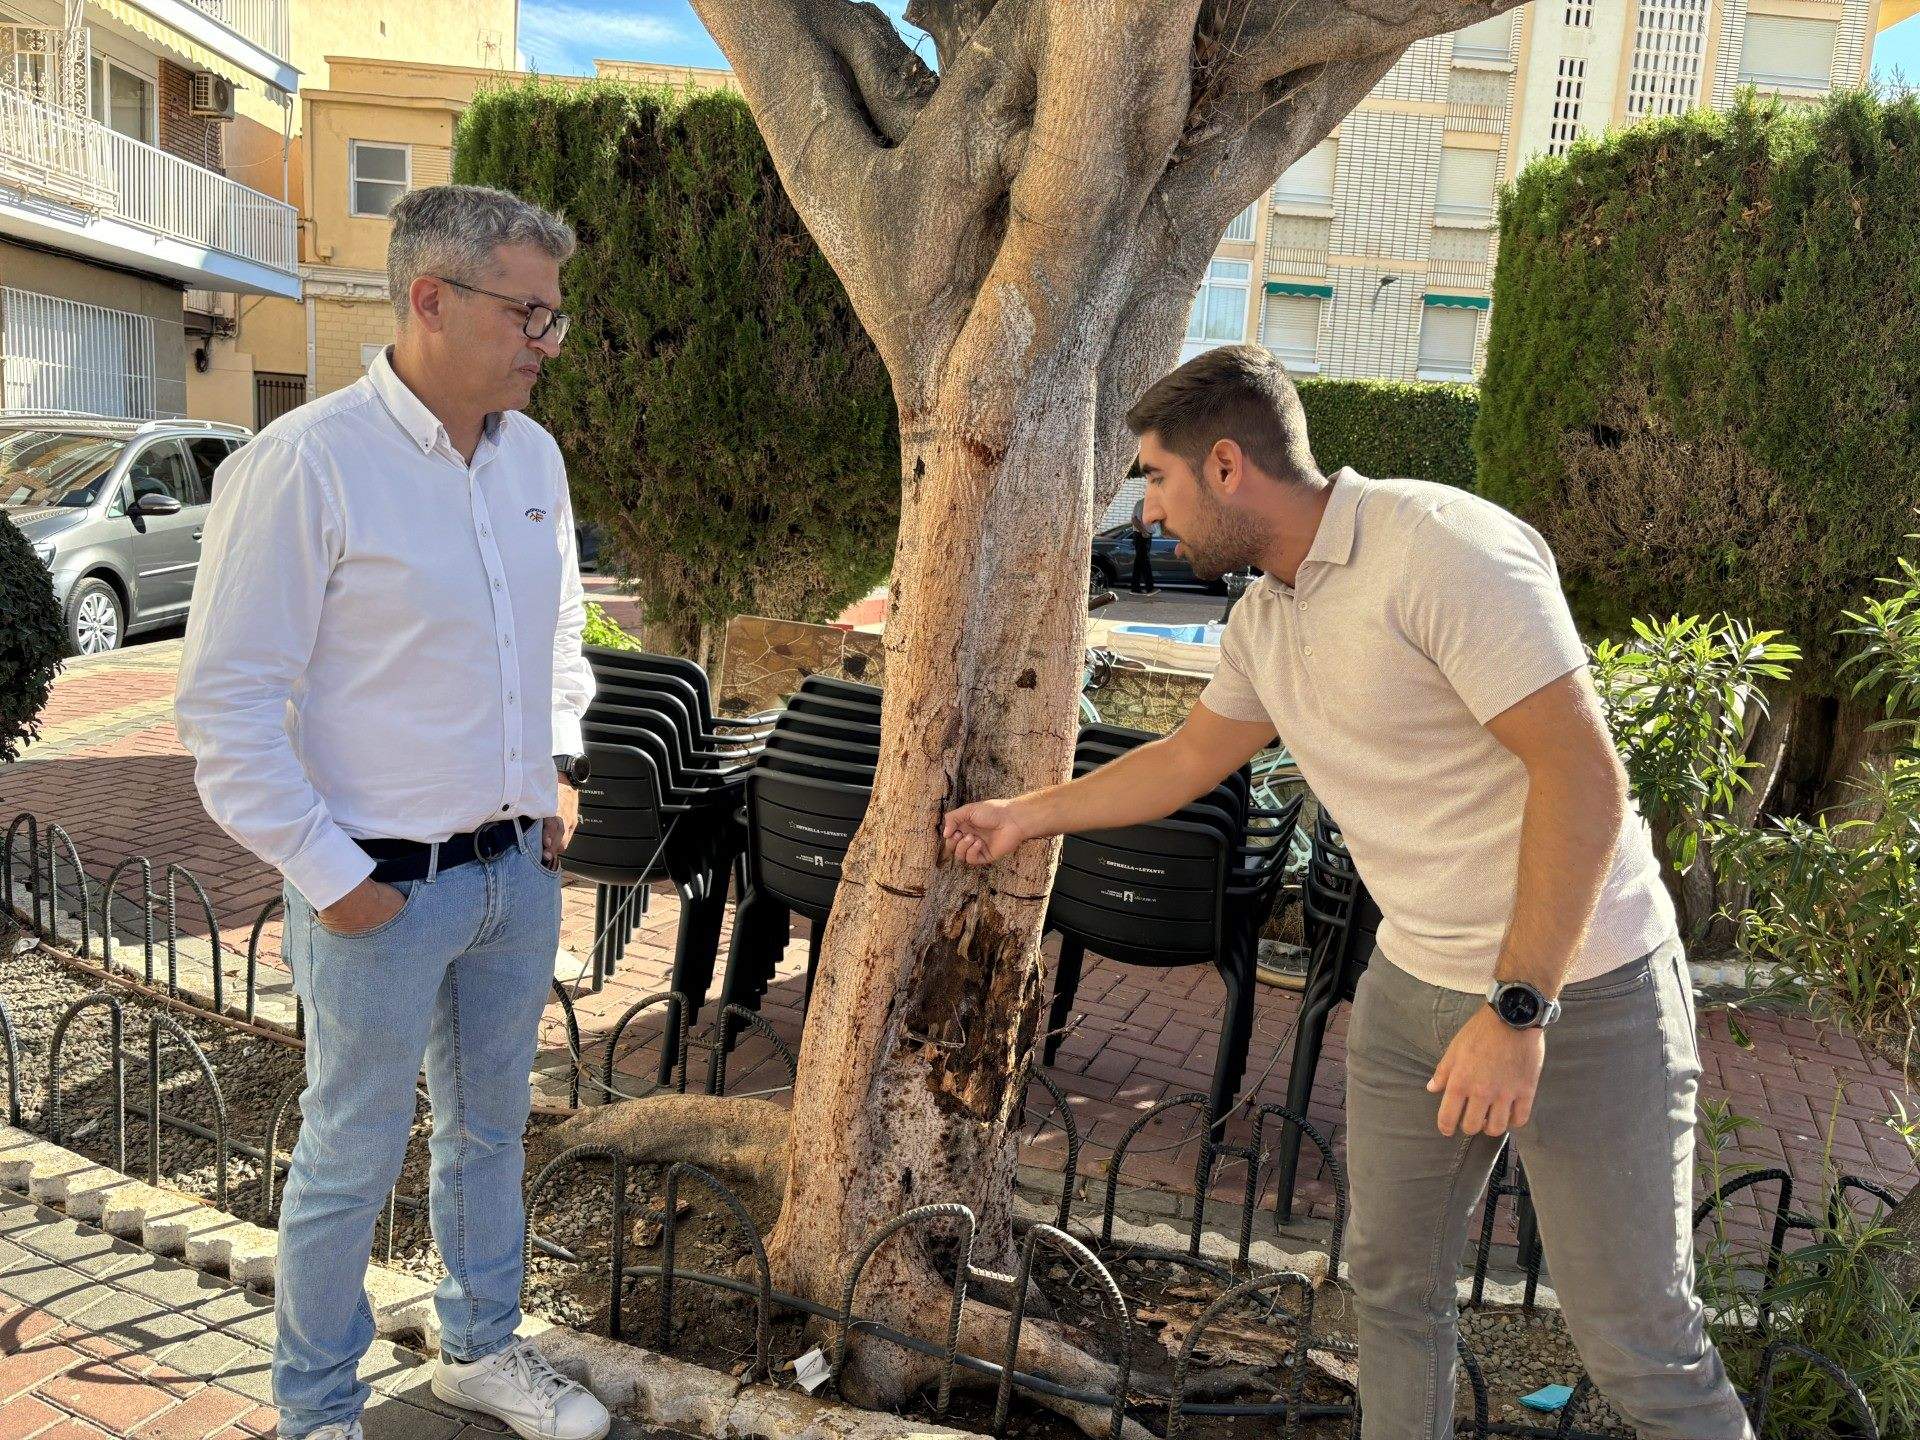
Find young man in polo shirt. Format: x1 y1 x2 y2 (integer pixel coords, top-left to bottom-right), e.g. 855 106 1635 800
941 344 1752 1440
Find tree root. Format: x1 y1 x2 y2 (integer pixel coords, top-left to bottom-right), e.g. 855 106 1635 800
548 1093 790 1214
548 1099 1153 1439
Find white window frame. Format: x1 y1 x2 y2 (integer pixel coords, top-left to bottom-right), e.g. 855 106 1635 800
88 54 156 146
350 140 411 218
1415 304 1480 381
1434 146 1499 225
1185 259 1251 348
1222 202 1257 243
1260 294 1322 375
1453 12 1513 63
1737 14 1836 91
1273 140 1337 208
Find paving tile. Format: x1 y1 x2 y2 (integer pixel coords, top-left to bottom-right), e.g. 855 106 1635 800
148 1329 259 1386
39 1363 177 1430
0 1395 63 1440
209 1350 275 1406
357 1398 465 1440
130 1384 256 1439
113 1260 238 1313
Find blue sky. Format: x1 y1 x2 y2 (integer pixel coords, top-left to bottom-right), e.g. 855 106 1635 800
516 3 1920 87
515 0 923 76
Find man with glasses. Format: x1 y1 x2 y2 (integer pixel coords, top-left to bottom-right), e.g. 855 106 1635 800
177 185 608 1440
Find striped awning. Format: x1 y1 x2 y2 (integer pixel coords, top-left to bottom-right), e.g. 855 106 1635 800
92 0 254 90
1423 292 1491 310
1265 281 1333 299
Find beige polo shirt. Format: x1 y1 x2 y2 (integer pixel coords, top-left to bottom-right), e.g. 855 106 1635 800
1200 469 1675 994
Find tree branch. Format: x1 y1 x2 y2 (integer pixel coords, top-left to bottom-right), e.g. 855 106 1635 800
903 0 998 70
819 0 940 144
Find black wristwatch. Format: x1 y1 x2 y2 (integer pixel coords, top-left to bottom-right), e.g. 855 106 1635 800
1486 980 1562 1031
554 753 590 786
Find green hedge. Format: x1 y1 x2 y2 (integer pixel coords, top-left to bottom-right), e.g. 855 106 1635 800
1297 378 1478 491
1477 90 1920 691
0 514 63 764
454 80 900 656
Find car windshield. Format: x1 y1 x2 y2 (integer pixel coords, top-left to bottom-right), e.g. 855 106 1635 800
0 430 123 510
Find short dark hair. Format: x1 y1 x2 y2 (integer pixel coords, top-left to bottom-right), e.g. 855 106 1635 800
1125 344 1319 484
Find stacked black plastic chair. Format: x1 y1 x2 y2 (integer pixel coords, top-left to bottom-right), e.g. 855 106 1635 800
561 645 774 1080
1043 722 1304 1143
1274 808 1381 1221
710 674 882 1054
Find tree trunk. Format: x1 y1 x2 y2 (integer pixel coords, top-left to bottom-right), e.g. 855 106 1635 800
764 355 1100 1405
1775 691 1885 821
1882 1179 1920 1304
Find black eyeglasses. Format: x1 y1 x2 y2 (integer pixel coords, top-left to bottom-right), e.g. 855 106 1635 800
430 275 570 344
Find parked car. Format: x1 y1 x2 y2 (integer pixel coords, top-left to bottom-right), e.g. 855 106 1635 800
1090 518 1220 593
0 411 252 655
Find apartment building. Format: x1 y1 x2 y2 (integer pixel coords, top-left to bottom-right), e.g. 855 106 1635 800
183 2 516 428
1187 0 1889 385
0 0 301 418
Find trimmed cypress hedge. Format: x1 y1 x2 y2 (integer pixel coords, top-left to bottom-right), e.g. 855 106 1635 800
454 79 900 656
0 514 64 763
1297 378 1478 490
1476 91 1920 690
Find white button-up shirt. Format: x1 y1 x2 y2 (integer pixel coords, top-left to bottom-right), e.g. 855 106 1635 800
176 348 594 911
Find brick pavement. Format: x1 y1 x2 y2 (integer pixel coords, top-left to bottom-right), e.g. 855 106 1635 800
2 640 1915 1263
0 1191 690 1439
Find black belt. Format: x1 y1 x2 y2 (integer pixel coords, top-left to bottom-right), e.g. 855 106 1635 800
355 816 536 883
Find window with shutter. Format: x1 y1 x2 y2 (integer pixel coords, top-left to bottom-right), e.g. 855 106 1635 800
1416 305 1479 380
1435 147 1498 222
1739 15 1836 89
1273 141 1336 205
1260 295 1321 372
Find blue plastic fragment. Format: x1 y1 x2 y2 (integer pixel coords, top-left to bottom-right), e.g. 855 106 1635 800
1518 1384 1574 1413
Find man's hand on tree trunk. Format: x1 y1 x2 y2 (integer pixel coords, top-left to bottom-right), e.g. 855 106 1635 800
942 798 1034 866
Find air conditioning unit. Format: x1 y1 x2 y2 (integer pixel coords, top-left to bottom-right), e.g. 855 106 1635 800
189 72 236 121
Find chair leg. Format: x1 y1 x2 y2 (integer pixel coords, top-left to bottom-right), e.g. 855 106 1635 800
1042 937 1084 1067
1208 948 1257 1145
1274 974 1340 1224
662 876 731 1086
590 886 609 993
711 883 787 1065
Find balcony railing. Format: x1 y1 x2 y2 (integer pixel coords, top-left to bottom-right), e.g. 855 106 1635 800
0 86 297 277
1266 245 1330 278
0 83 114 213
102 125 296 272
168 0 288 68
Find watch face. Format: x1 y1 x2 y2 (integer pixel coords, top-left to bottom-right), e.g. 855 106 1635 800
1494 985 1543 1027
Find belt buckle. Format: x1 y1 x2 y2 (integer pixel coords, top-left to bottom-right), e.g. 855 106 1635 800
477 821 509 862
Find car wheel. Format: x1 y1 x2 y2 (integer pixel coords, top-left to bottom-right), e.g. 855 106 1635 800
65 578 123 656
1090 559 1113 592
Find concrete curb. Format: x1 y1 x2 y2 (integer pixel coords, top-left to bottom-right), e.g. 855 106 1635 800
0 1122 983 1438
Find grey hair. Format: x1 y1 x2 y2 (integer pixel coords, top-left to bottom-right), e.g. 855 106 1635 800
386 184 575 326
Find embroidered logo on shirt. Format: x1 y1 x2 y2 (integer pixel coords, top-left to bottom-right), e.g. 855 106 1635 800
525 508 547 523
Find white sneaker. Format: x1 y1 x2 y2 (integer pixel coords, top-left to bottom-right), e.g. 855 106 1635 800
303 1425 363 1440
431 1338 610 1440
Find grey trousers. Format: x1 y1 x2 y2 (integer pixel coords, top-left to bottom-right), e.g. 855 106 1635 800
1343 939 1753 1440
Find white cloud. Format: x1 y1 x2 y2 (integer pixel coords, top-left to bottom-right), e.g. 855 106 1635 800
516 2 690 75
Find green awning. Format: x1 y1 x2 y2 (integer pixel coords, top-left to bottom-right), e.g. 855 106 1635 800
1423 292 1491 310
1265 281 1334 298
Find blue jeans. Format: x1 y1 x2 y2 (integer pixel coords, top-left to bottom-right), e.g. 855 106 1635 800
272 824 561 1437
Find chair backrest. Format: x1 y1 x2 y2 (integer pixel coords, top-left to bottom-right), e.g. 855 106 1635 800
795 674 883 711
561 739 670 882
1049 814 1231 962
594 673 711 747
1302 811 1380 986
745 769 871 918
586 645 720 731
